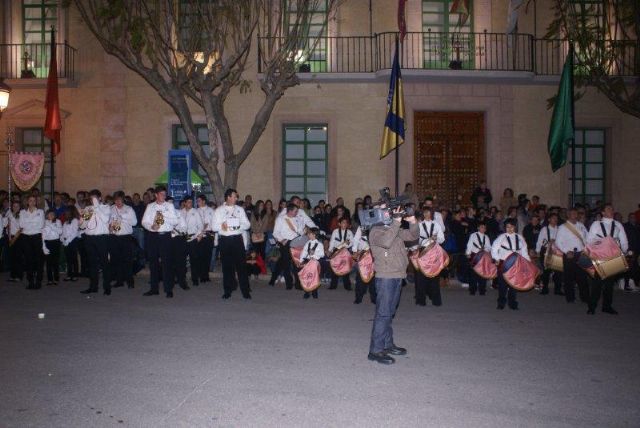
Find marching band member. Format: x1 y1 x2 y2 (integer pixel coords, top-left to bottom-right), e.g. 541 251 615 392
61 206 80 282
42 209 62 286
415 207 445 306
79 189 112 295
555 208 589 303
170 198 191 291
212 188 252 300
491 218 530 310
109 191 137 289
4 201 23 282
352 225 377 304
196 195 215 285
422 197 446 232
19 195 45 289
465 221 492 296
300 227 325 299
141 185 180 298
328 217 354 290
180 197 204 288
536 213 563 296
586 204 628 315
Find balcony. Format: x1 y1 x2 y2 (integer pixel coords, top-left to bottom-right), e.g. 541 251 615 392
0 42 77 87
258 32 637 83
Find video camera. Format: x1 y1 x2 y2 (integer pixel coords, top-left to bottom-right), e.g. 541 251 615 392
357 187 414 229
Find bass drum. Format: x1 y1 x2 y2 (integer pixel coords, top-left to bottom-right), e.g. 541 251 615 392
357 250 375 284
298 259 322 292
415 243 449 278
471 250 497 280
330 247 354 276
500 253 540 292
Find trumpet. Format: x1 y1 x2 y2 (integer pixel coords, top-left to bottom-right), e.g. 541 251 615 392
111 220 122 233
154 210 165 226
81 209 93 221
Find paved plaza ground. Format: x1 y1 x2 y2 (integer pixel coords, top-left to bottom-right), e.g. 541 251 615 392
1 275 639 428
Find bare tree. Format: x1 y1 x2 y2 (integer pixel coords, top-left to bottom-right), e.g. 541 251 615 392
544 0 640 118
70 0 338 201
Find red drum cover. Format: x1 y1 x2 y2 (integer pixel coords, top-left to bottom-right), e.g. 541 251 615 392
501 253 540 291
330 248 354 276
472 251 497 279
357 250 375 283
298 259 321 292
416 244 449 278
290 246 303 266
587 237 622 261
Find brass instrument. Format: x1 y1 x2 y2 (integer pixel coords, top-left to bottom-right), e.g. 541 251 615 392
81 209 93 221
154 210 165 226
111 220 122 233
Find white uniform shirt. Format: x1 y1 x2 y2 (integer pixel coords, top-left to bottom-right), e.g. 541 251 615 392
300 239 325 261
418 220 445 247
212 204 250 236
328 228 354 252
4 211 21 237
588 218 628 253
278 207 317 231
555 221 588 254
18 208 45 236
273 214 304 242
141 201 180 233
491 232 530 261
351 226 370 252
181 208 205 239
433 211 446 233
80 200 111 236
197 206 215 232
465 231 492 256
42 219 62 241
61 219 80 246
535 225 559 253
110 204 137 236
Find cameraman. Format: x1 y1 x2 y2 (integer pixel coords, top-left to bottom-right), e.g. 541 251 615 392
368 206 419 365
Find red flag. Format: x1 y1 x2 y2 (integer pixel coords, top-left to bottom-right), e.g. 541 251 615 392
398 0 407 42
44 28 61 156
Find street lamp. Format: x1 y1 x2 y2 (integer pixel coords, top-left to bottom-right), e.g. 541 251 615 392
0 78 11 118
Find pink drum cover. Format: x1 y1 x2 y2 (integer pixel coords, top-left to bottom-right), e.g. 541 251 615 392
290 247 303 266
417 244 450 278
357 250 375 283
472 251 498 279
587 237 621 261
330 248 354 276
298 259 321 292
503 254 540 291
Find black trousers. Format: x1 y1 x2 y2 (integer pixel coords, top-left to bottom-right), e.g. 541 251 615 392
77 235 90 277
219 234 250 296
330 271 352 290
541 268 563 294
468 269 487 295
8 237 24 280
270 243 294 288
44 239 61 282
147 232 174 293
171 236 188 288
22 234 43 286
187 239 200 284
109 235 134 286
84 234 110 291
562 254 589 303
415 271 442 306
588 276 616 311
196 235 213 281
355 274 377 303
497 274 518 309
64 238 79 279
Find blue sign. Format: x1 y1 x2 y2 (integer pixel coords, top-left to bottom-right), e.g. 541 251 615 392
168 149 192 207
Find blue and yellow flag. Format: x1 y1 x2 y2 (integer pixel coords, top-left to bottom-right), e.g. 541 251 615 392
380 40 405 159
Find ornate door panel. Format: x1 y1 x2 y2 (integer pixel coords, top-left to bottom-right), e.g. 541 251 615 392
414 112 485 209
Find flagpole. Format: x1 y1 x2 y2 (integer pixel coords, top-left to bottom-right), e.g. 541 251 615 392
50 26 56 202
394 36 400 197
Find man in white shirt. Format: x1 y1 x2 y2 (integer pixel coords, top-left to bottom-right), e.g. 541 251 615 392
141 185 180 298
108 191 138 289
212 188 252 300
536 213 563 296
196 194 215 284
586 203 628 315
19 195 45 289
79 189 112 295
178 197 204 288
491 218 530 310
555 208 589 303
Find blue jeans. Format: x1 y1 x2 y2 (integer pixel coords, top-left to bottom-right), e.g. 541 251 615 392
369 277 403 353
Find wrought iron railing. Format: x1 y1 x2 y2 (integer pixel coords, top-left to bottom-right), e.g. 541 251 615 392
0 42 77 81
258 31 636 77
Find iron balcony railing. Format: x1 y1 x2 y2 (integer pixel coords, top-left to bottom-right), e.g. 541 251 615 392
258 31 637 77
0 42 77 81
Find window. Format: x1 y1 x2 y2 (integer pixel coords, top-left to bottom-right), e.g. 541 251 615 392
178 0 215 52
17 128 54 195
422 0 474 69
286 0 328 72
172 125 214 201
282 125 328 206
568 129 605 206
22 0 58 78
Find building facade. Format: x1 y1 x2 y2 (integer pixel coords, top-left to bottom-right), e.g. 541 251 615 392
0 0 638 213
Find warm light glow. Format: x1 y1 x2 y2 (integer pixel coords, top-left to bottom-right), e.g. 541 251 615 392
0 79 10 112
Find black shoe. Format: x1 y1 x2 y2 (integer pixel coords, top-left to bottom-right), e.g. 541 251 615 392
80 288 98 294
103 289 111 296
180 284 190 290
113 283 124 288
166 292 173 298
479 292 486 296
312 294 318 299
303 293 310 299
345 287 352 291
540 289 549 295
243 294 252 300
353 299 362 304
509 305 519 310
192 281 199 287
143 290 159 296
602 307 618 315
368 352 395 365
415 300 426 306
222 293 231 299
497 304 505 310
554 291 565 296
268 281 275 287
384 345 407 356
587 308 595 315
328 286 337 290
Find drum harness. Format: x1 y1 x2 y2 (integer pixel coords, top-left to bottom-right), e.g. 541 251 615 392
473 232 486 253
501 235 520 253
597 221 619 246
420 222 435 244
303 241 319 263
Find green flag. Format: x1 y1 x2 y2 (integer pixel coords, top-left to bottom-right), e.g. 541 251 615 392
548 45 575 172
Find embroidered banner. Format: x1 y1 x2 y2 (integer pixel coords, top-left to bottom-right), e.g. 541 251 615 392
10 152 44 191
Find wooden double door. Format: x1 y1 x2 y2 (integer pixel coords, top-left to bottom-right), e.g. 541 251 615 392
414 112 485 209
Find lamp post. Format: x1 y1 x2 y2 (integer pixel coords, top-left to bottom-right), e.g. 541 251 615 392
0 79 12 201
